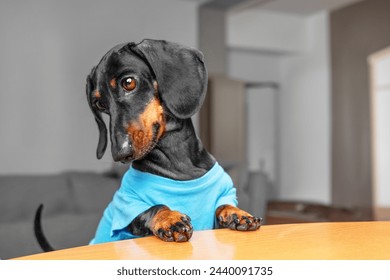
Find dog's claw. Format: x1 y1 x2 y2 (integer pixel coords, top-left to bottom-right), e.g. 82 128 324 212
157 229 174 242
217 206 262 231
182 215 191 222
153 210 193 242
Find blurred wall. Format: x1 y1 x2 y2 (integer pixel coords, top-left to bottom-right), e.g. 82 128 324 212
278 12 331 203
0 0 198 175
227 10 331 204
228 50 280 185
331 0 390 211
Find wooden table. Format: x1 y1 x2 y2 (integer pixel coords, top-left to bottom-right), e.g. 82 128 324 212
15 222 390 260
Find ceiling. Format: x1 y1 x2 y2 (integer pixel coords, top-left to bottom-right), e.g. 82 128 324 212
180 0 366 15
251 0 365 15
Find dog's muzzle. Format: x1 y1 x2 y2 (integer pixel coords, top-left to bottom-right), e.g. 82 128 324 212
112 140 134 163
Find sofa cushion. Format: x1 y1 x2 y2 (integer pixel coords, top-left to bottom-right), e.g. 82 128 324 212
0 212 102 259
69 172 119 213
0 174 74 223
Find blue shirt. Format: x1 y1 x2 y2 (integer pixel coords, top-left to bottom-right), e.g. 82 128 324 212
90 162 237 244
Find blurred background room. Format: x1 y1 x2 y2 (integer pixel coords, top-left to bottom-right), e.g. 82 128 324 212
1 0 390 259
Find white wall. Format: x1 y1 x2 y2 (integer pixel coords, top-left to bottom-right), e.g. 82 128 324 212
228 50 281 82
0 0 198 175
278 12 331 203
228 50 280 185
227 10 331 204
227 10 306 53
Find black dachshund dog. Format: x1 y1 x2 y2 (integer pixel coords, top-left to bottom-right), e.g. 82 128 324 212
35 39 261 250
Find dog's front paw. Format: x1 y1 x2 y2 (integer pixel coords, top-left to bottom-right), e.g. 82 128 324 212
151 208 193 242
216 205 262 231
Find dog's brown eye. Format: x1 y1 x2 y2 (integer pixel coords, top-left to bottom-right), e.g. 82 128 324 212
121 77 136 92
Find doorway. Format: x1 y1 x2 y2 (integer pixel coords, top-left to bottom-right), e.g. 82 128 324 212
369 46 390 220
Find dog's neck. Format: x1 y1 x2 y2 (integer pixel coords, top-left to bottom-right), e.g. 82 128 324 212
132 117 216 181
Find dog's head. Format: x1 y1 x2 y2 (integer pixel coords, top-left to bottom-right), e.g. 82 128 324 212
86 39 207 163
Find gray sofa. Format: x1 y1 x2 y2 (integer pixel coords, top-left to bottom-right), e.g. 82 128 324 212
0 163 268 260
0 170 121 259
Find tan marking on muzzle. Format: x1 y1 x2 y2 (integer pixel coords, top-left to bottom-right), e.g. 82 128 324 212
93 90 101 98
127 97 166 158
110 78 117 89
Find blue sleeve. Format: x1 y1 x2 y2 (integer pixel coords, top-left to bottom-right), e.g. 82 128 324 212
109 187 152 237
215 170 238 209
89 205 124 244
216 184 238 209
90 187 152 244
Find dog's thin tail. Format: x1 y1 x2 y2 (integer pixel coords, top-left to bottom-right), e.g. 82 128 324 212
34 204 55 252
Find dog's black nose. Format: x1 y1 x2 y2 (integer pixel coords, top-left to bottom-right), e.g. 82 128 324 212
112 142 134 163
113 152 134 164
120 155 134 164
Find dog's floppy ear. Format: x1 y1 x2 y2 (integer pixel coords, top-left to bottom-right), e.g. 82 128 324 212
86 73 108 159
131 39 207 119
